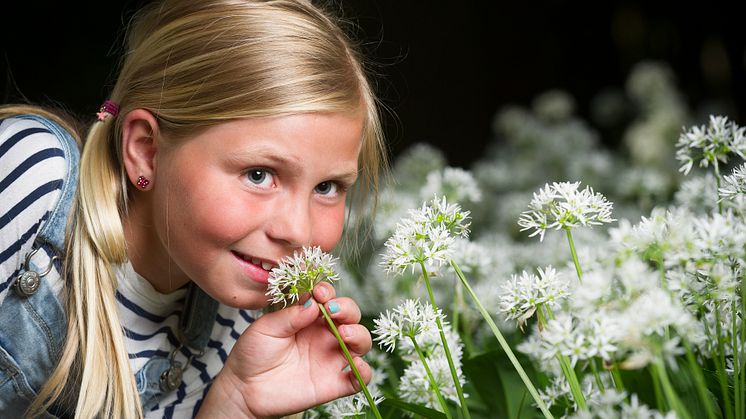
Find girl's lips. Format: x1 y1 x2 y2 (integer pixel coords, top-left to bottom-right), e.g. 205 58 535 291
232 251 277 284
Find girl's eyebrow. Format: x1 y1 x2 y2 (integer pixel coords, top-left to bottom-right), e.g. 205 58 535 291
229 148 303 170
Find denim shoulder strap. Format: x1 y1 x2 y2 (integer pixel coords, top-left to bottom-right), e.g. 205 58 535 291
180 283 220 350
15 114 80 252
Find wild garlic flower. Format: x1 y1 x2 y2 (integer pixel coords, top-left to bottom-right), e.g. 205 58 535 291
381 195 471 275
674 173 720 213
518 181 616 241
675 115 746 175
266 246 339 307
498 266 570 328
719 163 746 201
372 299 441 353
537 376 572 410
399 352 466 410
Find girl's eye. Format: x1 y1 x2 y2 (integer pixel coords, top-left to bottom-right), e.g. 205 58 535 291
314 181 338 196
245 169 274 188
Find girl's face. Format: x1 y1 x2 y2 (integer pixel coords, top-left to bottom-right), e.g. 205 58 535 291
139 112 363 309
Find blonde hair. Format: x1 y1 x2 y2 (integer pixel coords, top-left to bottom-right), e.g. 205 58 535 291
22 1 387 417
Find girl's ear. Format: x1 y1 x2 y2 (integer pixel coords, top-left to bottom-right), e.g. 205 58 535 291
121 109 160 190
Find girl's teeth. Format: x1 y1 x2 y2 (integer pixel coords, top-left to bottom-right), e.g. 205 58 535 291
245 256 273 271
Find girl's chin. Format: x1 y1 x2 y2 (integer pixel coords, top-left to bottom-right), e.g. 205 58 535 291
214 291 271 310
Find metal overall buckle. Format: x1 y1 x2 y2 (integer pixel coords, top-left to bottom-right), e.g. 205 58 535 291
160 343 205 392
14 247 59 297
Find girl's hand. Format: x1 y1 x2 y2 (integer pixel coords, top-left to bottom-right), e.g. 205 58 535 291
198 282 373 419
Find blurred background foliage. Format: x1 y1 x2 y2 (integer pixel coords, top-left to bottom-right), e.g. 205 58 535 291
1 1 743 167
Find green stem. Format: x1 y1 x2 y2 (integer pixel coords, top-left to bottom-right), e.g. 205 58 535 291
656 255 668 291
589 359 605 394
556 355 587 410
318 303 382 419
650 365 666 411
409 336 453 419
610 362 625 392
543 306 587 410
653 360 692 419
716 166 724 214
460 318 476 356
453 278 462 343
565 229 583 283
656 257 673 342
684 342 718 419
741 276 746 419
715 303 734 419
733 298 742 419
420 262 471 419
450 260 554 419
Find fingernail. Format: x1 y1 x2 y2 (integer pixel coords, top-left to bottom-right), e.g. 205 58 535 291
328 301 340 314
304 299 313 309
340 325 355 338
316 286 328 300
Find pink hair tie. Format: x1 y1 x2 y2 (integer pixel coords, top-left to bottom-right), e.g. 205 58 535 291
96 100 120 122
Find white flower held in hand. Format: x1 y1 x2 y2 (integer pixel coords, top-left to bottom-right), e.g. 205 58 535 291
265 246 384 418
266 246 339 307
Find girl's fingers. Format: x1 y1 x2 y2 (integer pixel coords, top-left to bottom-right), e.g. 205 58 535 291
337 323 372 357
323 297 361 324
346 357 373 392
312 282 336 303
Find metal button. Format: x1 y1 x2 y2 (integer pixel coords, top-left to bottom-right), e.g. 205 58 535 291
14 271 41 297
13 247 58 298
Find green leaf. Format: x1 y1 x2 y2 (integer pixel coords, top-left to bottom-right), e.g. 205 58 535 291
463 349 543 419
669 360 722 419
381 397 448 418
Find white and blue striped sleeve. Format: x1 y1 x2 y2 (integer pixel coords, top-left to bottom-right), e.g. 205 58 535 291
0 117 67 306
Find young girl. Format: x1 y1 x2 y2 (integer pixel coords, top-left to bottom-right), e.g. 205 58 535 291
0 0 386 417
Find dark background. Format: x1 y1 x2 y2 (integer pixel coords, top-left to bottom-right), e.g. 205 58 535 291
1 1 744 168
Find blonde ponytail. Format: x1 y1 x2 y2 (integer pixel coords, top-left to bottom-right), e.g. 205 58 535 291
28 117 141 418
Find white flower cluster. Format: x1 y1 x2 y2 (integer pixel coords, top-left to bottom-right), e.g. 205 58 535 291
519 312 620 369
265 246 339 307
498 266 570 328
381 195 471 276
719 163 746 201
568 391 675 419
372 299 466 412
398 342 466 411
675 115 746 175
372 299 442 353
518 181 615 241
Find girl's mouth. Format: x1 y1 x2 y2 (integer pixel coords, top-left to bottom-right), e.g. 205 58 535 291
231 251 278 284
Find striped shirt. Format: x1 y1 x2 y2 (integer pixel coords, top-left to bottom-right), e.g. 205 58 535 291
0 116 259 418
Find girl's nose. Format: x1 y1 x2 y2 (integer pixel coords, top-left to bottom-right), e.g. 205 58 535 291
266 195 312 248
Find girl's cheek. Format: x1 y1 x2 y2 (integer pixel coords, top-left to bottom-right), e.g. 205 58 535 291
316 207 346 251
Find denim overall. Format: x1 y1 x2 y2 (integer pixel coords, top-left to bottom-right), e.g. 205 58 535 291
0 115 218 417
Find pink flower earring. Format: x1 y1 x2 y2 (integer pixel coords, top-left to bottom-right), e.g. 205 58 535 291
136 175 151 189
